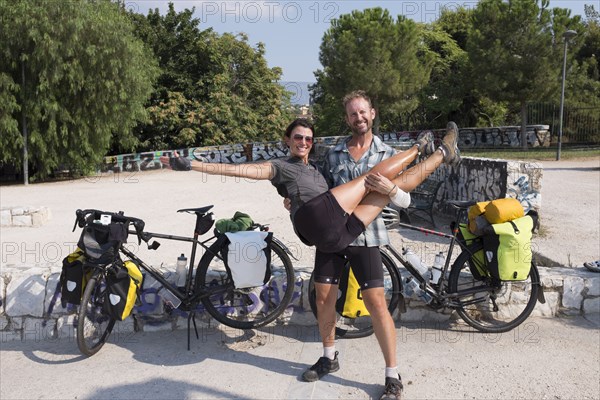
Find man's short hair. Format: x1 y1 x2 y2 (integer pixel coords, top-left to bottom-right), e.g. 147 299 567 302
342 90 373 109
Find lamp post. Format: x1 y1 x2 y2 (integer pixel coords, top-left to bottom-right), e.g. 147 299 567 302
556 29 577 161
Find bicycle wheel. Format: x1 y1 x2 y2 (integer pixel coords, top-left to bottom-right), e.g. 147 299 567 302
308 251 401 339
196 236 295 329
77 273 116 356
448 242 540 333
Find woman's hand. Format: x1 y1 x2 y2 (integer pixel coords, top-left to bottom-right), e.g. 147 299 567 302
364 173 397 196
159 151 192 171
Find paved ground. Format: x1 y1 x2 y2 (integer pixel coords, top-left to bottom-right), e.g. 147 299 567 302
1 157 599 399
1 316 599 399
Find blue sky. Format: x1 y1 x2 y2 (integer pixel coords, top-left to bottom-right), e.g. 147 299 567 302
130 0 591 83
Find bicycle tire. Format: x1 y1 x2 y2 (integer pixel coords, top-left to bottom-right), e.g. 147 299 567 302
77 274 116 356
448 242 540 333
308 250 401 339
196 235 295 330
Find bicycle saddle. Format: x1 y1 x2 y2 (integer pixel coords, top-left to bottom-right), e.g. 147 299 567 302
446 200 477 209
177 205 214 215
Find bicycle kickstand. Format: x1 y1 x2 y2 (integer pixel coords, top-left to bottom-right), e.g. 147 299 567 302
187 311 200 351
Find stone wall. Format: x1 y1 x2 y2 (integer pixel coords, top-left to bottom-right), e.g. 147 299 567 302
100 125 550 174
425 157 543 215
1 206 51 227
0 265 597 341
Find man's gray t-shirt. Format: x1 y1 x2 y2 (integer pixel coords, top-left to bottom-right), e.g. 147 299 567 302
269 157 329 218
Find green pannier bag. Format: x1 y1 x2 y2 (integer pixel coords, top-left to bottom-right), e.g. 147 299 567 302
336 265 370 318
60 248 91 306
103 260 143 320
457 224 489 280
482 214 535 281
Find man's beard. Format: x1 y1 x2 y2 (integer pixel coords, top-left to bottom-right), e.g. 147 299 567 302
350 120 372 136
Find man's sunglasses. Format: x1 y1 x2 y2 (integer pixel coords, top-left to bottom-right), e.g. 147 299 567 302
292 134 314 144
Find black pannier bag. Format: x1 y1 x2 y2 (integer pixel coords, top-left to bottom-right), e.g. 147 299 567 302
59 248 89 306
102 260 143 321
77 221 128 265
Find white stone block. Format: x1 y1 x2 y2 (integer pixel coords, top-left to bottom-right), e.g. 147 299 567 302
0 330 22 342
23 318 56 342
9 317 23 329
583 298 600 315
12 215 32 226
114 318 136 334
531 292 559 317
562 276 584 309
540 275 563 289
11 207 24 216
0 315 9 330
0 275 5 311
56 315 77 339
0 209 11 226
585 277 600 297
5 273 47 317
44 272 68 317
141 321 172 332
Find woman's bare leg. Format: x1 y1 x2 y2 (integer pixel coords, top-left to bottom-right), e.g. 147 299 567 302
330 146 419 214
352 150 444 226
330 121 459 220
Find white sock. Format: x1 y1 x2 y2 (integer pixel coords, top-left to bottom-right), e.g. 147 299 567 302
323 346 336 360
385 367 398 379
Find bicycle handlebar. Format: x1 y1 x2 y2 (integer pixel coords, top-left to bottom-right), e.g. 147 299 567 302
74 209 146 244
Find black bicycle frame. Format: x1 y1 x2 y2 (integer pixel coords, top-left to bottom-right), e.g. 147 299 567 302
121 229 220 307
381 216 496 304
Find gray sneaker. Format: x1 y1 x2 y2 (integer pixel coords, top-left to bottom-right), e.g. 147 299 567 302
440 121 461 165
380 375 404 400
302 352 340 382
415 130 435 155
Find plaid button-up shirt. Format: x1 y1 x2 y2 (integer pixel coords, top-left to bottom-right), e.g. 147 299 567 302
321 135 396 247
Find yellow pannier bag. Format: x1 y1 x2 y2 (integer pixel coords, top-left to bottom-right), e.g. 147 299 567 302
336 265 370 318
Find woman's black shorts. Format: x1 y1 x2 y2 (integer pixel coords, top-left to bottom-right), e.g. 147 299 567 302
293 191 365 254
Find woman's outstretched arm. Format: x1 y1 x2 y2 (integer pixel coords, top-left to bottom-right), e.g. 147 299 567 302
160 153 275 180
190 160 274 180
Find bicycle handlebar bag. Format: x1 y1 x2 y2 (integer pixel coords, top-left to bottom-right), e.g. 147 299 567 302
222 231 272 288
78 221 129 265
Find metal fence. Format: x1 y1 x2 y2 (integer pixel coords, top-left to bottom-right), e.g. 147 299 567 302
527 103 600 145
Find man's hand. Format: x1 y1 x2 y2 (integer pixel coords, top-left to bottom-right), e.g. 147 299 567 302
159 151 192 171
364 173 396 196
283 198 292 212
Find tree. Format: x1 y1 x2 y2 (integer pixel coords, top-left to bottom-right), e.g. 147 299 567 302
127 4 293 151
413 23 468 128
467 0 583 149
311 8 433 136
0 0 158 180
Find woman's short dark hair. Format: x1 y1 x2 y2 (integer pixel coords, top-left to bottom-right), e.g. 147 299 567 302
284 118 315 138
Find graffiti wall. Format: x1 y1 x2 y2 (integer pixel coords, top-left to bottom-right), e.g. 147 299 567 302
101 125 549 173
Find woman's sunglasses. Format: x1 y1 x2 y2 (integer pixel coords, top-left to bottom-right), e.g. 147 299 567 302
292 134 314 144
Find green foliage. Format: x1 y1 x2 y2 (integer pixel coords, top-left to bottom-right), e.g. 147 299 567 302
127 4 293 151
468 0 557 105
0 0 158 179
467 0 586 147
312 8 433 135
411 23 468 128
